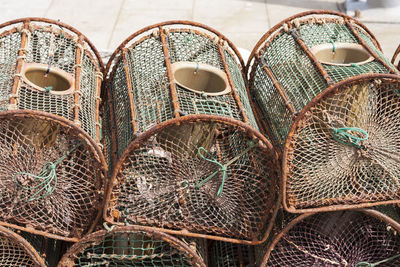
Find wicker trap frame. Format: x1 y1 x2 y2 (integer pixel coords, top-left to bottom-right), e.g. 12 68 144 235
58 225 207 266
0 225 45 266
280 74 400 212
392 44 400 71
0 18 106 241
247 10 398 150
257 207 400 266
209 240 255 266
103 21 279 244
247 11 400 213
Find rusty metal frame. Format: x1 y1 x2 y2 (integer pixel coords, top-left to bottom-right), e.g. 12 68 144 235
391 43 400 70
57 225 207 267
0 110 107 242
259 208 400 265
282 73 400 213
0 225 46 266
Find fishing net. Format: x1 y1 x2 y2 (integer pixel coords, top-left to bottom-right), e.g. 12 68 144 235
0 18 106 240
209 241 255 266
0 111 104 240
58 225 207 266
247 10 397 150
0 225 45 266
103 21 278 243
283 75 400 212
257 208 400 266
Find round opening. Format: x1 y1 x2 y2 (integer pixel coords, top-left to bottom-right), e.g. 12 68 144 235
311 43 374 66
22 63 74 94
172 62 231 96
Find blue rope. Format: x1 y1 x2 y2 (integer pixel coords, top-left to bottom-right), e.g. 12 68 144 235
333 127 368 149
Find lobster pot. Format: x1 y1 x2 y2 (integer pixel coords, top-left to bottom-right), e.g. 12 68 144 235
248 11 400 213
0 18 106 241
0 225 45 266
247 10 397 150
256 208 400 266
209 241 255 266
103 21 279 243
58 225 207 266
278 74 400 212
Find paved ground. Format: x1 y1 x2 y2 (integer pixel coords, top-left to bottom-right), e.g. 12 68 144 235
1 0 400 62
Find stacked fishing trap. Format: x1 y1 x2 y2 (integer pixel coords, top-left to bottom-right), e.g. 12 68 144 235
247 10 400 266
256 208 400 266
103 20 279 246
0 17 106 242
58 225 208 266
247 10 400 213
1 9 400 267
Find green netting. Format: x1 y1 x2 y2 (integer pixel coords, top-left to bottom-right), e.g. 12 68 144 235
58 226 206 266
209 241 255 266
249 13 395 150
108 24 259 159
0 31 20 111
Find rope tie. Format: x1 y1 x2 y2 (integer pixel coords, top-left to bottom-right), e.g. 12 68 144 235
330 39 336 53
13 143 81 202
333 127 368 150
44 86 53 92
356 253 400 267
103 222 115 232
196 141 256 197
95 71 103 80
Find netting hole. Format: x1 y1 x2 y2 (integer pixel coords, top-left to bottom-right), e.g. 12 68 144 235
311 43 373 66
172 61 231 96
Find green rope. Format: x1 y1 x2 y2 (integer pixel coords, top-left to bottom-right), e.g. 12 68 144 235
351 63 359 67
356 253 400 266
196 141 255 197
333 127 368 149
330 39 336 53
13 143 81 202
44 86 53 92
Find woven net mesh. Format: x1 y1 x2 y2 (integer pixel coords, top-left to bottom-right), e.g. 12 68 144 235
59 226 206 266
0 226 44 266
284 76 400 210
209 241 255 266
0 30 21 111
0 113 104 238
248 12 394 149
259 209 400 266
104 22 277 242
106 117 276 241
